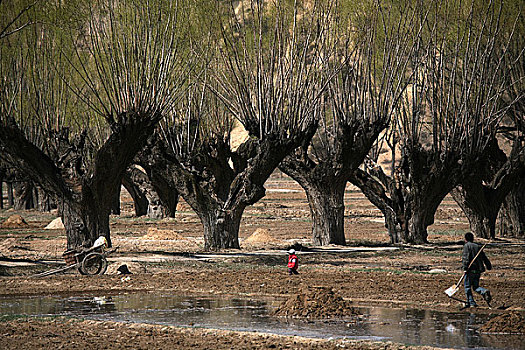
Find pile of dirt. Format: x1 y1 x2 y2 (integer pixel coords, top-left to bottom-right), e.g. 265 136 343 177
479 312 525 334
44 218 64 230
1 215 28 228
274 286 356 319
142 227 186 240
244 228 278 243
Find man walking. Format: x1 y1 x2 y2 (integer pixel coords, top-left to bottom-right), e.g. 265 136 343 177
463 232 492 307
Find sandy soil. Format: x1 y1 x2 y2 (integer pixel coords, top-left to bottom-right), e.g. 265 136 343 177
1 176 524 349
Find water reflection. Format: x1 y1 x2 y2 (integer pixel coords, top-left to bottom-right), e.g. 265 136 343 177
0 294 523 350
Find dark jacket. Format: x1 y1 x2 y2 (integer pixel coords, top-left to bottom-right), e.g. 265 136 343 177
462 241 492 273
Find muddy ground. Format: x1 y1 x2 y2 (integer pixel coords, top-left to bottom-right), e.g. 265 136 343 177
1 175 524 349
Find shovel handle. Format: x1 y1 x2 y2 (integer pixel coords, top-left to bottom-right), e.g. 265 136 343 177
455 271 467 288
455 241 489 289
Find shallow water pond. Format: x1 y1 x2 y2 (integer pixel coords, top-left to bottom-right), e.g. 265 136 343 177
1 294 523 350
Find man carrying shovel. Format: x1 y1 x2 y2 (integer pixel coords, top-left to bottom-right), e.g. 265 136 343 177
462 232 492 308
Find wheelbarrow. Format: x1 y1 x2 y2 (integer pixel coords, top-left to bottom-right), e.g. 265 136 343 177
34 237 116 277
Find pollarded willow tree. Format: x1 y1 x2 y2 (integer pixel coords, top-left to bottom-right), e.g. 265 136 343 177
452 43 525 239
278 1 421 246
141 0 336 250
349 0 522 244
0 0 193 248
451 131 524 239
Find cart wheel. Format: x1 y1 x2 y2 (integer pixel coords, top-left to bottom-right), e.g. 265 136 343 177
79 252 108 275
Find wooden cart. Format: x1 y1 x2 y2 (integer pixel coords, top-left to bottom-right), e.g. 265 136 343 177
34 245 115 277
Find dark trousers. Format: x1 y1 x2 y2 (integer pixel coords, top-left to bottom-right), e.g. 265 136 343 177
464 272 488 306
288 268 298 275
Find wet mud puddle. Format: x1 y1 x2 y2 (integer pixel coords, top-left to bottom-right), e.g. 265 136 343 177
1 294 523 350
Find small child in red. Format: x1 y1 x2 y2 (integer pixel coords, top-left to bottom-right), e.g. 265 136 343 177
287 249 299 275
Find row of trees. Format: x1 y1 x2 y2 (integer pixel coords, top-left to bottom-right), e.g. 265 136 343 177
1 0 523 250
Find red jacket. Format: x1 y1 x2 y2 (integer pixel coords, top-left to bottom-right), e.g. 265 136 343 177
288 254 298 269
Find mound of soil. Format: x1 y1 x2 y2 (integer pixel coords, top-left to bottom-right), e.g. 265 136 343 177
479 312 525 334
44 217 64 230
1 215 28 228
244 228 277 243
274 286 355 319
142 228 186 240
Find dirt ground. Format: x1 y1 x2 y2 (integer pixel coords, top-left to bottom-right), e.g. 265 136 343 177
1 175 524 349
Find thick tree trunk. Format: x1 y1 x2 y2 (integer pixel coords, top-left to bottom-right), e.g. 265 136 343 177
146 196 167 219
384 208 405 244
124 167 171 219
304 181 346 246
13 181 34 210
279 156 350 246
60 199 111 250
451 186 498 239
199 208 242 250
179 172 252 250
7 182 14 207
122 174 148 216
348 169 406 244
498 180 525 238
110 189 121 215
34 186 54 212
404 184 450 244
405 207 430 244
149 173 178 218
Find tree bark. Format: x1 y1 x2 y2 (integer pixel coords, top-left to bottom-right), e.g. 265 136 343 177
13 181 34 210
0 181 3 209
403 178 453 244
304 180 346 245
404 199 437 244
498 179 525 238
199 207 242 250
349 168 406 244
59 199 111 249
280 154 348 245
110 189 121 215
124 167 171 219
33 186 54 212
451 186 499 239
148 172 178 218
7 182 13 207
350 148 458 245
122 173 149 217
